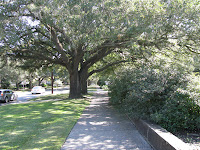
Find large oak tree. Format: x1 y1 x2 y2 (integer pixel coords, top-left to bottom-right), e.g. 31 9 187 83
1 0 199 98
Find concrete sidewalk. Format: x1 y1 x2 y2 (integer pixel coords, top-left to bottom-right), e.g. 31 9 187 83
61 89 153 150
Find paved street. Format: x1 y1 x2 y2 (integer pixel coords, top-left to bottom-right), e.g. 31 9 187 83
0 87 69 106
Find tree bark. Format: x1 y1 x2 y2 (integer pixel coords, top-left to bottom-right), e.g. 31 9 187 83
38 78 41 86
16 82 20 90
69 69 82 98
29 80 32 89
79 68 88 94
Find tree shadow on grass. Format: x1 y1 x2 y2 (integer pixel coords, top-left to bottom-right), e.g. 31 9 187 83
29 94 69 101
0 99 89 149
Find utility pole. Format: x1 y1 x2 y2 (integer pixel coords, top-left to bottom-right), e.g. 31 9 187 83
51 71 54 94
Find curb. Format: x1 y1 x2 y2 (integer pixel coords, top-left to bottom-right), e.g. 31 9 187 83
129 118 193 150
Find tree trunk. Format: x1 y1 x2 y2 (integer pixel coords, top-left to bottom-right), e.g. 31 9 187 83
80 69 88 94
38 78 42 86
29 81 32 89
16 82 20 90
69 69 82 98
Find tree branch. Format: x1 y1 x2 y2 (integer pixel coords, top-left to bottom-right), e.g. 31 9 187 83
53 26 71 45
88 60 128 77
49 27 71 66
185 45 200 54
73 43 84 67
26 9 71 45
83 40 129 69
12 48 67 67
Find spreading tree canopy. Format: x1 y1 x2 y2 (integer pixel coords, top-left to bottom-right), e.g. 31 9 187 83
1 0 200 98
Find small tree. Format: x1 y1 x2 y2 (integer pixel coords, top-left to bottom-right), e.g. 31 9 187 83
1 79 10 89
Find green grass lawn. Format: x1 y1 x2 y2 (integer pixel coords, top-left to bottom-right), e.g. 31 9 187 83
29 94 70 101
0 95 89 150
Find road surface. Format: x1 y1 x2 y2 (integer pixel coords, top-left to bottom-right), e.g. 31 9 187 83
0 87 69 106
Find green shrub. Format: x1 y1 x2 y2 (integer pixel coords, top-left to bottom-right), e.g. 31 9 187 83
41 83 47 88
151 92 200 132
102 85 109 90
1 80 10 89
109 71 133 104
108 63 200 132
109 64 187 107
97 79 106 87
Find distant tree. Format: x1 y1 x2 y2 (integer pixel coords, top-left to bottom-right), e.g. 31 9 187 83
0 60 25 90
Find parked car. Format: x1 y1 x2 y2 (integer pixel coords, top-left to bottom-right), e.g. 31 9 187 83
0 89 18 103
31 86 45 94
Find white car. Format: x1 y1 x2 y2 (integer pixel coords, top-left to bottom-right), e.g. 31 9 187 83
31 86 45 94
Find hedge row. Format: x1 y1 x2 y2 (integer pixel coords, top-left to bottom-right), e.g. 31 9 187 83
108 65 200 132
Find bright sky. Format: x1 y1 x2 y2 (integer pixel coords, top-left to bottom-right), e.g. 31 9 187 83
21 16 40 26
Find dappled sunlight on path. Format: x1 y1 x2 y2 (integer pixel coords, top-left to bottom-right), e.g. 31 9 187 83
61 89 153 150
